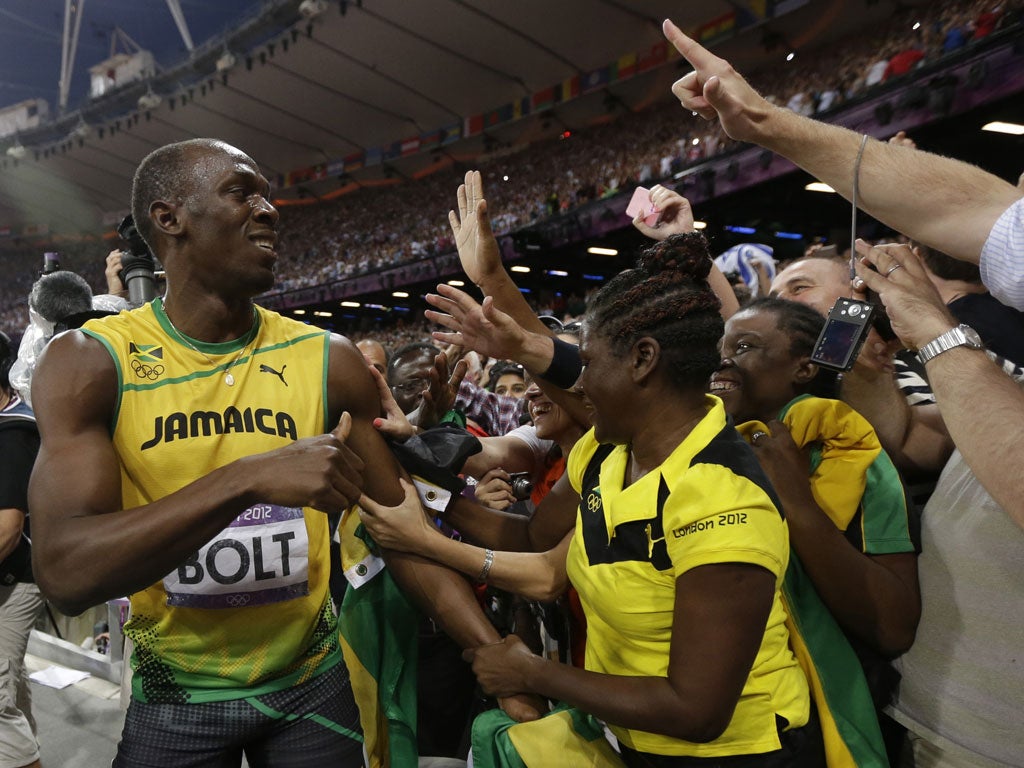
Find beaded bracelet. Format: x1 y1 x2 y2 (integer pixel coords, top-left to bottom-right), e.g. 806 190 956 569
477 548 495 582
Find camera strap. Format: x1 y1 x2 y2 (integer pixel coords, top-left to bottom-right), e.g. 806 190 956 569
849 133 870 283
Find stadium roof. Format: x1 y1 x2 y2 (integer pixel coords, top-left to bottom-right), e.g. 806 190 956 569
0 0 927 240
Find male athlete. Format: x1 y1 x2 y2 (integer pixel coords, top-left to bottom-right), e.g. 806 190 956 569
29 139 512 766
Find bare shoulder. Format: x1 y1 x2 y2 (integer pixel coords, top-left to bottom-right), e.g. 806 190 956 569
33 330 118 435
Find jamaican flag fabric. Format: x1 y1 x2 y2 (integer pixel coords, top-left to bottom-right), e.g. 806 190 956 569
739 394 913 768
472 704 625 768
337 508 419 768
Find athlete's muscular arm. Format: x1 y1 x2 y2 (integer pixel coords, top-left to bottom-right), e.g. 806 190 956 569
30 331 365 616
325 335 509 649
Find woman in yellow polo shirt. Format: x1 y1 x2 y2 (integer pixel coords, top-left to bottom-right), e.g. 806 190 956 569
361 233 823 766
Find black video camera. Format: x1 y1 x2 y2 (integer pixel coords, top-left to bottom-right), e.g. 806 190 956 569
41 251 61 275
116 215 158 307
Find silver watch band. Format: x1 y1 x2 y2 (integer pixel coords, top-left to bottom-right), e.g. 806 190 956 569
916 324 982 364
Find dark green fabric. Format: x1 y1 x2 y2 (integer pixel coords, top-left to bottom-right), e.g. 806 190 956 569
337 524 420 767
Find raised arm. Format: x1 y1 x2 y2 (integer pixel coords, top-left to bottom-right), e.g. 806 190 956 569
663 19 1020 264
427 285 555 377
632 184 740 318
29 332 365 615
426 285 592 428
449 170 551 337
856 242 1024 529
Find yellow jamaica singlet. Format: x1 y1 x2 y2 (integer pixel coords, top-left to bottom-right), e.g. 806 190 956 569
82 298 340 704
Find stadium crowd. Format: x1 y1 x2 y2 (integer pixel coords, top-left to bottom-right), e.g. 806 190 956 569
1 0 1018 341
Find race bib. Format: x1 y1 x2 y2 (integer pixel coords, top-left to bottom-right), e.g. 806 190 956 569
163 504 310 609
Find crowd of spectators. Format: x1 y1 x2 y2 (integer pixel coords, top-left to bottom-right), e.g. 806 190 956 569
0 0 1018 341
265 0 1022 299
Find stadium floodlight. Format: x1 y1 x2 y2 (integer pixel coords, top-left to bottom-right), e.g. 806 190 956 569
216 51 237 72
138 90 162 110
70 119 91 139
299 0 328 18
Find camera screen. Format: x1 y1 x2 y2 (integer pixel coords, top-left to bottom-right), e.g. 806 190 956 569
813 318 860 367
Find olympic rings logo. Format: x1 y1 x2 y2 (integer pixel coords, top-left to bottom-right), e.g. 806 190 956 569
586 492 602 513
225 594 251 607
131 359 165 380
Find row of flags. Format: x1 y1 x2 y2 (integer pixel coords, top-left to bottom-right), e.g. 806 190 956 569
277 34 688 190
277 37 678 189
275 0 780 192
2 3 781 240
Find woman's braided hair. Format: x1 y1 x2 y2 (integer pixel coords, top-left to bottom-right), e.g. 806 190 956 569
586 233 723 391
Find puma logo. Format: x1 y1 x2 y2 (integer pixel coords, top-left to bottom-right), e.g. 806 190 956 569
259 363 288 386
645 522 665 558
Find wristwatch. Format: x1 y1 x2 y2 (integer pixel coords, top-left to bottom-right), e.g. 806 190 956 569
916 323 983 364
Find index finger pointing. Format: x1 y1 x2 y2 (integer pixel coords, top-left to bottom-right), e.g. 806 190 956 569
663 19 719 69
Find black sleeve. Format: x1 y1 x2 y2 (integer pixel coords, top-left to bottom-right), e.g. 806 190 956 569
0 428 41 512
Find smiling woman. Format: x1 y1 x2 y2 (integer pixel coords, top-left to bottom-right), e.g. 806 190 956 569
714 297 921 767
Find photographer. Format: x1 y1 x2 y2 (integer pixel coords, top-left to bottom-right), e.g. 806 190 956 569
0 330 44 768
9 257 128 408
9 268 93 407
113 215 159 308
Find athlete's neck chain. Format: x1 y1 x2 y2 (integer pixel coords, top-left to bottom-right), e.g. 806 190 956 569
165 309 258 387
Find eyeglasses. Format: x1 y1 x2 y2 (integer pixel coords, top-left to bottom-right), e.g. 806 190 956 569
537 316 582 334
391 377 429 396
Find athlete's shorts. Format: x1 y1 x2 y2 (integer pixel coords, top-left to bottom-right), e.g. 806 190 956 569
113 661 364 768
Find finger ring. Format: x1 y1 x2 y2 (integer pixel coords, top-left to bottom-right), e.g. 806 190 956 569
885 264 903 276
750 431 768 444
